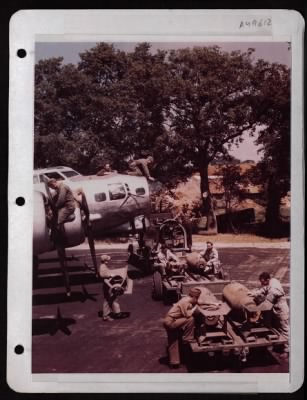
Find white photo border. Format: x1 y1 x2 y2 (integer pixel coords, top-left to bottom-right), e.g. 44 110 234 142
8 9 305 393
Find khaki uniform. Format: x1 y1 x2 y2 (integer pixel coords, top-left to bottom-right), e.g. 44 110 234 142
199 247 220 273
253 278 289 351
163 297 196 365
128 158 152 179
53 182 75 224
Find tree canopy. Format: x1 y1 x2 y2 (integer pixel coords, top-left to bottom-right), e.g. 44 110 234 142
34 42 290 234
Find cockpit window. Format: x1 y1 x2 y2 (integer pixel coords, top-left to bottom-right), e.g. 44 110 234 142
136 187 145 195
43 172 64 181
62 170 80 178
95 192 106 202
108 183 126 200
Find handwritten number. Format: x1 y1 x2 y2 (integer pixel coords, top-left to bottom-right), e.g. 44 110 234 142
239 18 272 29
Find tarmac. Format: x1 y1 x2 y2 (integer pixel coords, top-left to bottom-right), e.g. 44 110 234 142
32 244 290 374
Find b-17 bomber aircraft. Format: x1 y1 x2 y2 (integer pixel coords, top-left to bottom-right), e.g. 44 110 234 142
34 166 151 234
33 167 151 295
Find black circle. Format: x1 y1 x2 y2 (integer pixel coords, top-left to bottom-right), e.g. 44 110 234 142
14 345 24 355
17 49 27 58
16 197 25 206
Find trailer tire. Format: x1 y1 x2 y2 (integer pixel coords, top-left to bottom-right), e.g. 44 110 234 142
152 271 163 300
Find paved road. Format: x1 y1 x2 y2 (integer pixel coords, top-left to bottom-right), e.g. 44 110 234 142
32 246 290 374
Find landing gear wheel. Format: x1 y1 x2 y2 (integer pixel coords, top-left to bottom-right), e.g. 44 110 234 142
141 246 153 275
152 271 163 300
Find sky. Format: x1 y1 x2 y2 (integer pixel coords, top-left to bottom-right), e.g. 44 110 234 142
35 41 291 162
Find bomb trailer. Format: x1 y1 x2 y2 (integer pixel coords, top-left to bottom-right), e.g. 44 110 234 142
152 266 287 364
142 218 287 364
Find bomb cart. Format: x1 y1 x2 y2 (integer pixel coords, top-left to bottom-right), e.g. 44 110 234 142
188 282 288 363
151 220 230 303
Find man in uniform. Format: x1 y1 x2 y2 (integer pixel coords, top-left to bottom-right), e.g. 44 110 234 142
199 241 221 275
128 156 155 181
98 255 123 321
163 287 201 368
96 163 117 176
47 179 76 243
250 271 289 357
157 243 182 276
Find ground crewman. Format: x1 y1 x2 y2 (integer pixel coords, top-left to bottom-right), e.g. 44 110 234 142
128 156 155 181
199 241 221 275
157 243 181 276
163 287 201 368
250 271 289 357
47 178 76 225
98 254 123 321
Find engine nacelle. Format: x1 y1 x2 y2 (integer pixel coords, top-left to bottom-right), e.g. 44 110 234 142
33 191 54 255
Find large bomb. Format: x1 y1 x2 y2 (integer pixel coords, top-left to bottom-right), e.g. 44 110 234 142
223 282 257 312
186 252 206 269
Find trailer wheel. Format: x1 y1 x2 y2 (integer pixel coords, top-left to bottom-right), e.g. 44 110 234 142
152 271 163 300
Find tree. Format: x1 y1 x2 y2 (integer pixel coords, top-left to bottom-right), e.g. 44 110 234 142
249 61 290 236
159 46 258 230
219 164 247 232
34 44 290 237
77 43 171 172
34 58 99 171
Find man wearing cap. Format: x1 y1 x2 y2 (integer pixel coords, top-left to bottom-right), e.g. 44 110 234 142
163 287 201 368
251 272 289 357
98 254 122 321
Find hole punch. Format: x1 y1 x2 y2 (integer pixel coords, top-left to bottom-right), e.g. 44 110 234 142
16 197 25 206
14 345 24 355
17 49 27 58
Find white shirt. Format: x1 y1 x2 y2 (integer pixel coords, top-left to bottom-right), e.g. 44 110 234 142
253 278 289 319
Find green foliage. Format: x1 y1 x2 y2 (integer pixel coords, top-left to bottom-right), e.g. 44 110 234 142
34 43 290 235
247 61 290 236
